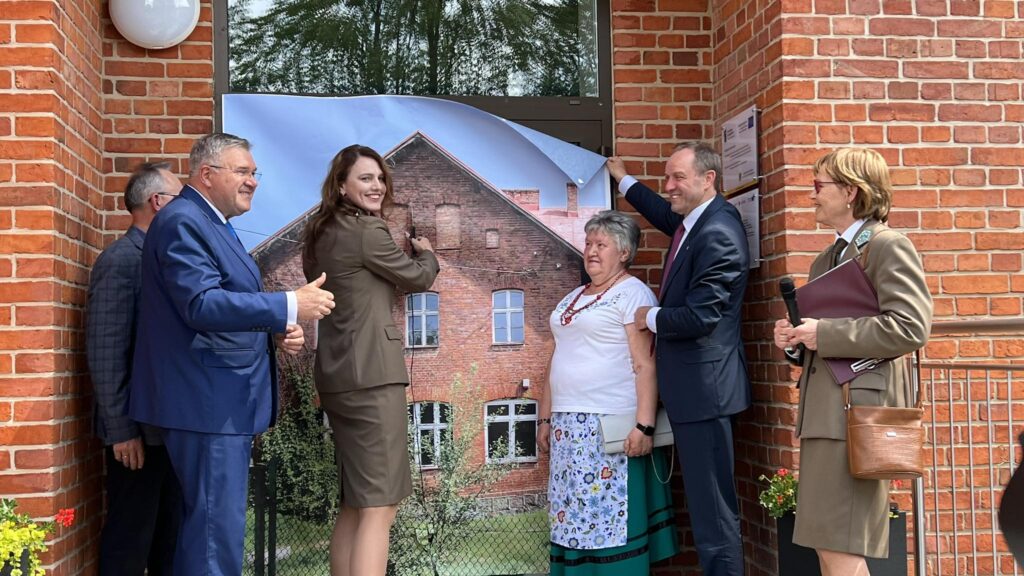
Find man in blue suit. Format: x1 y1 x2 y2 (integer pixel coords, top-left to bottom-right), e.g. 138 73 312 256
87 162 183 575
129 133 336 575
608 142 750 576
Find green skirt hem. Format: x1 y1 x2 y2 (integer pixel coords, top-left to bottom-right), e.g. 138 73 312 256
549 448 679 575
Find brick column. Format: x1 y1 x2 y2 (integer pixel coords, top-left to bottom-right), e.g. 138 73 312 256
0 1 107 573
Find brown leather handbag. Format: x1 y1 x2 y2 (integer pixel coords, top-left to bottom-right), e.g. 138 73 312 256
844 351 924 480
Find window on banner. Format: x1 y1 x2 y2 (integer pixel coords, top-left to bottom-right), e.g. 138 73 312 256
408 401 451 469
492 289 524 344
406 292 439 348
484 399 537 463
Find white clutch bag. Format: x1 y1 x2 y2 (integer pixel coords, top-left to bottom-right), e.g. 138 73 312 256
598 408 674 454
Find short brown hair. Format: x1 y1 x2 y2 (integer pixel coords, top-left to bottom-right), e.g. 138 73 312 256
814 147 893 222
673 141 722 194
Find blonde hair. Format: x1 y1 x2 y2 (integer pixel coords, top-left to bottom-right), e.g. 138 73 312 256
814 148 893 222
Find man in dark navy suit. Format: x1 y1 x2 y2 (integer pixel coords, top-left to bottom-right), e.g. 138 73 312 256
87 162 183 575
608 142 750 576
129 133 336 575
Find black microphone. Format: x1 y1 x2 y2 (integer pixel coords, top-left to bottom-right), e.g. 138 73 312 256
779 277 804 353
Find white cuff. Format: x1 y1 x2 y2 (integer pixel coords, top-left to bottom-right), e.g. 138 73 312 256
285 291 297 325
618 175 638 196
646 306 660 334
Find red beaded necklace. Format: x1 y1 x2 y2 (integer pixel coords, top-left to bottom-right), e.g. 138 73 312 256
559 270 628 326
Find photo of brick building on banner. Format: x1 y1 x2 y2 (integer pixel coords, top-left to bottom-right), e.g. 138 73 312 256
252 131 593 500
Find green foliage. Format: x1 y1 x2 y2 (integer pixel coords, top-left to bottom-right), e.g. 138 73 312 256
257 363 339 523
0 500 74 576
758 468 798 519
227 0 596 97
243 508 330 574
389 366 518 576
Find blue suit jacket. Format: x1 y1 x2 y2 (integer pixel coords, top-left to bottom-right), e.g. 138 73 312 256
129 185 286 435
626 182 752 423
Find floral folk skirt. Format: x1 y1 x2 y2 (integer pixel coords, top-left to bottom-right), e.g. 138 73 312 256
548 412 679 575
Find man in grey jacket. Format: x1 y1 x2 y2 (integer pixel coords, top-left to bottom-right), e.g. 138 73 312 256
86 162 183 575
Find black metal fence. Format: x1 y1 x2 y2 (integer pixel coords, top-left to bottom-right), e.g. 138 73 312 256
245 461 549 576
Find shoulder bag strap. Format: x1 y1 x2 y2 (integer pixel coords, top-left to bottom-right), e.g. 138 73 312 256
856 229 924 410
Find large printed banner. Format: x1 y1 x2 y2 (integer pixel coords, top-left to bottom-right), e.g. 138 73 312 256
221 94 611 251
220 93 610 494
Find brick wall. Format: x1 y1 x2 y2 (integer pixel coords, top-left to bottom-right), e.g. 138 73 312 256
101 1 214 222
0 0 110 572
709 2 790 575
1 1 215 573
610 1 785 572
768 7 1023 576
610 1 1023 575
610 3 716 301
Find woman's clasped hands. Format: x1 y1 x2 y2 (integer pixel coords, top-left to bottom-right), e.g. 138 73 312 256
773 317 820 351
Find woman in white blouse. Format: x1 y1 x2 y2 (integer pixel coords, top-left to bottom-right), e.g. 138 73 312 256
539 210 679 576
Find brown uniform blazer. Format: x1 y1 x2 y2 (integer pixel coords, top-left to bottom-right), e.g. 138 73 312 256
307 212 440 394
795 219 932 440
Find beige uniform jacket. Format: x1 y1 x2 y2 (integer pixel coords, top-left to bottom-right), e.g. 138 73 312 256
307 212 440 394
795 219 933 440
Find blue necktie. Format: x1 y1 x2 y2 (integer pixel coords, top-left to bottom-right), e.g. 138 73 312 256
225 220 240 243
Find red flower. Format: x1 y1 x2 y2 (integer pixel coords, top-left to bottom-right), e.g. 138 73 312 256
777 468 789 477
776 495 784 504
55 508 75 528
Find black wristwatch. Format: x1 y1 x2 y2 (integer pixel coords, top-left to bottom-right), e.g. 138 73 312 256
636 422 656 437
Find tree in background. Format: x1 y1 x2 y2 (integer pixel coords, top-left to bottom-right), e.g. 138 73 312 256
256 359 339 523
388 366 519 576
227 0 597 97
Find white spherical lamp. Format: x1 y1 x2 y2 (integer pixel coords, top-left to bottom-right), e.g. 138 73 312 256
109 0 201 50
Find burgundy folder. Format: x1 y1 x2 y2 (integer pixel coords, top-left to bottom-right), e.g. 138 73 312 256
796 258 890 385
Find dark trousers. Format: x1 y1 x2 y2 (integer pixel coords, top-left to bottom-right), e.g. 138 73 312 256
163 429 253 576
671 416 745 576
99 445 181 576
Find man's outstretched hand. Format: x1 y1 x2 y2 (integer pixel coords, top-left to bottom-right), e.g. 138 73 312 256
606 157 627 182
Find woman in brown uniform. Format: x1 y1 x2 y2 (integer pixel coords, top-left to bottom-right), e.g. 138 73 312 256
302 144 439 576
773 148 932 576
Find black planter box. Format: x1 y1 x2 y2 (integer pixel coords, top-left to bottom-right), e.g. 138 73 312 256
776 512 908 576
0 549 31 576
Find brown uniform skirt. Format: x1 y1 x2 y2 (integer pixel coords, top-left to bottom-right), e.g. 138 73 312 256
792 438 891 558
320 383 412 508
